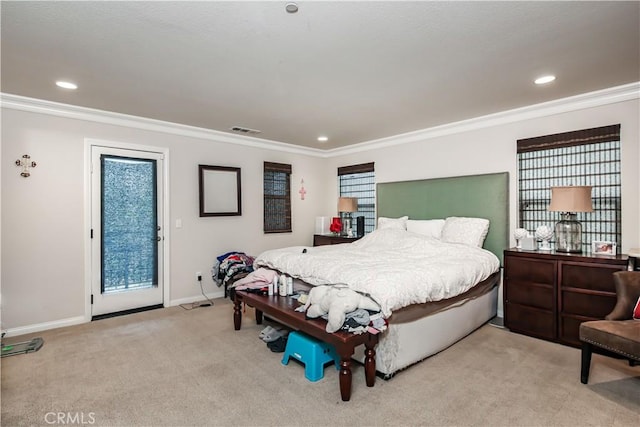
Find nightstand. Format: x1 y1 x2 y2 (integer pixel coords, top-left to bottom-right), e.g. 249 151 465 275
503 248 628 347
313 234 361 246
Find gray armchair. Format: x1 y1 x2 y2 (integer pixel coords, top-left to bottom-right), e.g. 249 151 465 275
579 271 640 384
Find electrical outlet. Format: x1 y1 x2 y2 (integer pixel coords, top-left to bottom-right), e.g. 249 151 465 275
196 272 202 282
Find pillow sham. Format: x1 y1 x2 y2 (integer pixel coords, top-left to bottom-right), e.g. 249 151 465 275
441 216 490 247
377 216 408 230
406 219 445 239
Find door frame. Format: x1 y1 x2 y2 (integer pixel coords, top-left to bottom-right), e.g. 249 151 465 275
84 138 170 322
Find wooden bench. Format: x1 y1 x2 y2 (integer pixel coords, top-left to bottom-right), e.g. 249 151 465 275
232 285 378 401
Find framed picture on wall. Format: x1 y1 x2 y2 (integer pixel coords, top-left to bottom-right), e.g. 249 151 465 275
199 165 242 217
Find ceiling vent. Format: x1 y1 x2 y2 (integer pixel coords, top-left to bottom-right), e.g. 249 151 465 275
230 126 261 135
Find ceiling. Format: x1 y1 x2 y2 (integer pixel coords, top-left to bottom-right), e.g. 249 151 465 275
2 1 639 150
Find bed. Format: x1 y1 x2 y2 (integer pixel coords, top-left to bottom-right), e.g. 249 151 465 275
256 172 509 378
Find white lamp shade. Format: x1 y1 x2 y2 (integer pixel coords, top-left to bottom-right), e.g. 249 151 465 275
338 197 358 213
548 186 593 213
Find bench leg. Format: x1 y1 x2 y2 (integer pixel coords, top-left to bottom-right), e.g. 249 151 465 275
364 336 377 387
581 342 592 384
339 357 352 401
233 298 242 331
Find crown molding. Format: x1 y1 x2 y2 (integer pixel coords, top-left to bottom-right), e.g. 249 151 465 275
3 82 638 159
323 81 640 158
0 93 325 157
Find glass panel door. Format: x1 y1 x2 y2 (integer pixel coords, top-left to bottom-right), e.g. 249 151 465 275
91 146 163 316
102 155 158 293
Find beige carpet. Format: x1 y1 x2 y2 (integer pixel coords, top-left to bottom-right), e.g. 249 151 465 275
1 298 638 427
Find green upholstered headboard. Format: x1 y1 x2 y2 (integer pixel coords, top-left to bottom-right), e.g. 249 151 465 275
376 172 509 264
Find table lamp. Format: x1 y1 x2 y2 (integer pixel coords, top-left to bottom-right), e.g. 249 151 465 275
337 197 358 236
548 186 593 253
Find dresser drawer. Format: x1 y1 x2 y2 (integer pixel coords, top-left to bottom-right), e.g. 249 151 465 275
560 290 616 318
505 257 555 285
505 303 555 341
506 281 554 310
559 315 587 347
559 262 623 292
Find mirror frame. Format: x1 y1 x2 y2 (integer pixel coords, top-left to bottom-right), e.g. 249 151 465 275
199 165 242 217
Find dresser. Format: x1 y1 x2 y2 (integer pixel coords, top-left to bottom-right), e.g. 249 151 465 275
503 249 629 347
313 234 361 246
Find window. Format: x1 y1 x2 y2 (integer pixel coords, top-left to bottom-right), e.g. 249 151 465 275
264 162 292 233
517 124 621 252
338 162 375 234
101 155 158 292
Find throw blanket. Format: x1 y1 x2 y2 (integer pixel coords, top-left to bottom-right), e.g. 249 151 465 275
255 228 500 318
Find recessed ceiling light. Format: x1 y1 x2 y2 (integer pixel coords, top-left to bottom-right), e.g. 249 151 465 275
56 80 78 90
285 3 298 13
534 75 556 85
317 136 328 142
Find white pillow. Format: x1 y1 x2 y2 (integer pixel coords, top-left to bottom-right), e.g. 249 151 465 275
441 217 490 247
377 216 408 230
406 219 445 239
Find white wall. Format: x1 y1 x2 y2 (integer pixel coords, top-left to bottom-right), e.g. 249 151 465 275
328 98 640 252
1 108 329 333
327 98 639 316
2 89 638 334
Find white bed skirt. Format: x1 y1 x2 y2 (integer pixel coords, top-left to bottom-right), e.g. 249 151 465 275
354 286 498 377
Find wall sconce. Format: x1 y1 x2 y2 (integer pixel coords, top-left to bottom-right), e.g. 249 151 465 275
16 154 37 177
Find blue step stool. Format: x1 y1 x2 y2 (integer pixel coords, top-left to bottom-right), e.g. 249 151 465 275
281 331 339 382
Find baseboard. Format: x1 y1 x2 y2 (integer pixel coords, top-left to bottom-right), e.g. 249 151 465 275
488 316 505 329
4 292 223 337
170 292 221 307
3 315 87 337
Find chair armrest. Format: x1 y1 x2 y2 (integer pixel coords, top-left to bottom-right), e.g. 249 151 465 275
605 271 640 320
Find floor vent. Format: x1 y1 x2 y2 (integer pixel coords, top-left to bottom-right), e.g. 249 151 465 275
230 126 261 135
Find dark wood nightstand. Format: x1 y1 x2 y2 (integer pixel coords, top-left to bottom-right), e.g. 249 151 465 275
503 248 629 347
313 234 361 246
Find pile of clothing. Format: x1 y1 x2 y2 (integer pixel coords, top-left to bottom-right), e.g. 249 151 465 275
337 309 386 335
212 252 255 295
231 268 277 292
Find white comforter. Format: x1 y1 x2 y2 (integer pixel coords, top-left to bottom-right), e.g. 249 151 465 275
254 228 500 318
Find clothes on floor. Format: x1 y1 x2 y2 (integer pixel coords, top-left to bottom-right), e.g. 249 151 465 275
212 252 255 288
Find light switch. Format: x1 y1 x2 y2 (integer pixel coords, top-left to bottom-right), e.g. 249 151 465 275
176 219 182 228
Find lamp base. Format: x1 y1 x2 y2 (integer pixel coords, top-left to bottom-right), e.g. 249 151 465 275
555 213 583 253
341 217 352 236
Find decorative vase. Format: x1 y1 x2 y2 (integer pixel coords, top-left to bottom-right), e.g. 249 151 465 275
514 228 528 248
535 225 554 251
329 217 342 235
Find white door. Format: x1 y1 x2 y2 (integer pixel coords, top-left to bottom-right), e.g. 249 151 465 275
91 146 164 317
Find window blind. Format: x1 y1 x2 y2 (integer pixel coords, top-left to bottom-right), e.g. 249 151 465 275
517 125 621 252
264 162 292 233
338 162 375 234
